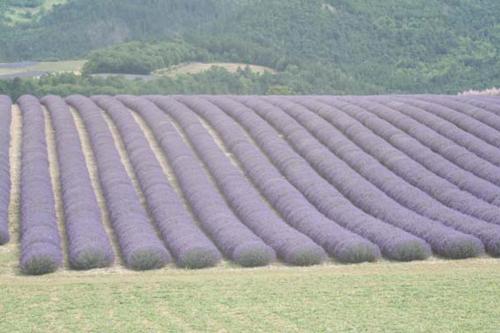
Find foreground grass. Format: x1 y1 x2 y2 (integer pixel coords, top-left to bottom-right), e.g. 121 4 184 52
0 259 498 332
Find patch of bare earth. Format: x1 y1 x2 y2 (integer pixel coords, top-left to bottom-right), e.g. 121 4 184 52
100 108 169 258
155 62 277 77
44 107 69 268
2 105 21 275
130 111 192 216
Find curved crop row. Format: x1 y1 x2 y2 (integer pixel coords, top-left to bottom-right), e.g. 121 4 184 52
274 97 498 256
18 95 63 275
372 97 500 186
66 95 170 270
458 97 500 115
310 97 500 225
244 97 485 259
341 96 500 205
92 96 222 269
418 96 500 133
199 96 431 261
166 96 381 264
0 96 11 245
396 97 500 156
41 96 114 270
118 96 276 267
147 96 327 266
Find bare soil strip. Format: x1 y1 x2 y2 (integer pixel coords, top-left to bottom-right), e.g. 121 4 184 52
43 107 69 268
130 109 204 227
195 111 287 217
69 107 122 266
130 112 182 195
159 106 242 210
101 111 149 210
100 109 167 245
3 105 22 275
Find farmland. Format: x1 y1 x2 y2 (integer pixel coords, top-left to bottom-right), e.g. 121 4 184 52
0 95 500 274
0 60 84 80
154 62 277 77
1 94 500 331
0 260 499 332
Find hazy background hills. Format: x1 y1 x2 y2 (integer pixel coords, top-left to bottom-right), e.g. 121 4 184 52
0 0 499 96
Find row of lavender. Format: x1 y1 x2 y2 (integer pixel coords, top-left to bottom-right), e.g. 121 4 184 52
144 95 500 261
2 94 500 274
18 96 62 274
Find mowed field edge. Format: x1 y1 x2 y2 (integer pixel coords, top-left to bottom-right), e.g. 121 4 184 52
0 259 499 332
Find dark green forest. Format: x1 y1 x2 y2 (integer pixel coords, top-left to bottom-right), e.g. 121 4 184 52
1 0 499 96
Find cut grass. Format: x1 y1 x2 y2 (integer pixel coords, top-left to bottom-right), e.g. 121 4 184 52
0 259 498 332
154 62 277 77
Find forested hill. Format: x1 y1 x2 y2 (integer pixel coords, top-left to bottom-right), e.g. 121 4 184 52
1 0 499 94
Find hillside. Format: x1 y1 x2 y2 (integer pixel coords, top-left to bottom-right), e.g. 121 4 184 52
2 0 67 25
0 0 499 94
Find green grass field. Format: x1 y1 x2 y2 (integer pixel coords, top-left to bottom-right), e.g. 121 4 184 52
0 259 499 332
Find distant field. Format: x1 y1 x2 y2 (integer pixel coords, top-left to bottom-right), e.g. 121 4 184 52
0 260 499 332
154 62 277 77
0 60 84 79
0 61 273 80
461 87 500 96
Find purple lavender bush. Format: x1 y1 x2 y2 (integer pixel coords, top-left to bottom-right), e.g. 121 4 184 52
371 96 500 186
277 96 496 258
398 97 500 149
146 96 327 266
215 96 437 261
311 97 500 226
340 96 500 205
173 95 382 263
118 95 276 267
93 95 222 269
66 95 170 270
41 95 114 269
18 95 62 275
384 97 500 168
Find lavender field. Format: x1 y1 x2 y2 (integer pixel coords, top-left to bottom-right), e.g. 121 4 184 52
1 95 500 275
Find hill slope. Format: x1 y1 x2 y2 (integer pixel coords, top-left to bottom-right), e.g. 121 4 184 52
0 0 499 93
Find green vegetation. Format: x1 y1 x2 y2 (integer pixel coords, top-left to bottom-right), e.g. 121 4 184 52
82 41 204 75
0 260 499 332
2 0 67 25
0 0 499 95
0 65 374 99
